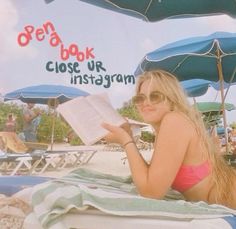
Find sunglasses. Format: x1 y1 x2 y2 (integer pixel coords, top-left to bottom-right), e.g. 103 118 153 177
132 91 166 106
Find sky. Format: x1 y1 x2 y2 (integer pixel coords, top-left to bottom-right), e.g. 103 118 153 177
0 0 236 124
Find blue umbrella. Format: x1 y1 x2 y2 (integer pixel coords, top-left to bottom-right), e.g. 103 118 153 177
135 32 236 84
181 79 236 97
4 84 89 149
4 84 89 105
135 31 236 151
45 0 236 22
181 79 236 128
181 79 211 97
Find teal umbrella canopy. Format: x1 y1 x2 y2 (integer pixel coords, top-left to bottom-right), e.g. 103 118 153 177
135 32 236 83
195 102 236 113
195 102 235 128
45 0 236 22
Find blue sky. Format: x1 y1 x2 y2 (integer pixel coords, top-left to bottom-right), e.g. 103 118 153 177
1 0 236 123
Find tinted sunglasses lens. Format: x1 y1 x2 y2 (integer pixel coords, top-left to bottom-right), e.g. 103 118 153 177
132 95 146 105
150 91 163 104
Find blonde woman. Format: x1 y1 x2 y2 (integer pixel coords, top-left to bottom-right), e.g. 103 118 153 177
102 69 236 209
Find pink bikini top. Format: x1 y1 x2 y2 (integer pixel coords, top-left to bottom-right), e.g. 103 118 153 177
171 161 211 193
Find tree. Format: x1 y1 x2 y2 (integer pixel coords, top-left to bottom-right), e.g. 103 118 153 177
0 102 23 132
37 113 71 143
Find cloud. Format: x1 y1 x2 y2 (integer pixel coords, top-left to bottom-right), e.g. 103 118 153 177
0 0 37 62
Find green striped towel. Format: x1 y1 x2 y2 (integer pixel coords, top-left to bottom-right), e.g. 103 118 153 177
31 168 236 229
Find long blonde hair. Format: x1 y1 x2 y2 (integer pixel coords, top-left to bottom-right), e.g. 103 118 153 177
136 69 236 204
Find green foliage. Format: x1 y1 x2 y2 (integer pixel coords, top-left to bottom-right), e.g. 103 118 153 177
117 100 142 121
201 111 223 129
37 113 71 143
0 103 71 144
230 122 236 129
69 137 83 146
0 102 23 132
141 131 155 143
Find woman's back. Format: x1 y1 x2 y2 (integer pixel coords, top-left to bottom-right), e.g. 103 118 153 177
172 113 236 208
165 113 213 201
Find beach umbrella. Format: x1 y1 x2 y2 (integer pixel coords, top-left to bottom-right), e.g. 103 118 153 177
181 80 236 128
181 79 236 104
4 84 89 104
4 84 89 150
196 102 236 113
135 31 236 151
181 79 211 98
196 102 236 128
217 127 232 136
44 0 236 22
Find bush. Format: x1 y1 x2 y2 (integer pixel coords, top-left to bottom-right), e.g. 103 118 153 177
0 103 23 132
37 113 70 143
141 131 155 143
69 137 83 146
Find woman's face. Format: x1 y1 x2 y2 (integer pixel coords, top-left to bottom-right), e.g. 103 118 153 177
135 79 171 125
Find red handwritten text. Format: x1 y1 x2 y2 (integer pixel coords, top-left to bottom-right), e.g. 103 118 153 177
17 21 95 62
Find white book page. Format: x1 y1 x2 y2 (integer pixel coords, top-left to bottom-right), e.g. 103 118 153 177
87 93 126 127
57 97 108 145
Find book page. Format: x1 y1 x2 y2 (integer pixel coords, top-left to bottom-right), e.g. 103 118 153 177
87 93 126 127
57 96 109 145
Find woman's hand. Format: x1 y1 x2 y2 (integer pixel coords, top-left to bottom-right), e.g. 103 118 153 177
101 122 133 145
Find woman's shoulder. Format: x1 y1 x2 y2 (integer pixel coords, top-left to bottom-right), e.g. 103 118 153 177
161 111 195 130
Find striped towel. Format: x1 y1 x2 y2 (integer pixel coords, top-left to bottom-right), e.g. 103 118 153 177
31 168 236 229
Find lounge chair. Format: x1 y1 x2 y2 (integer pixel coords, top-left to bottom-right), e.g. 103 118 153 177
37 149 97 174
0 151 45 176
22 168 236 229
0 132 48 153
0 132 28 153
0 132 97 175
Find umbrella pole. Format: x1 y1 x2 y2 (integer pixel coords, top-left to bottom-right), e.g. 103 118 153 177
50 99 57 151
216 48 229 154
50 108 56 150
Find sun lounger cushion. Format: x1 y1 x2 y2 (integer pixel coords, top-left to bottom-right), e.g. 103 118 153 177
0 132 28 153
0 176 53 196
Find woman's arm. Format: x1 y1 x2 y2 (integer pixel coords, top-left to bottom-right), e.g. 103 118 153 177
102 122 150 186
103 112 194 199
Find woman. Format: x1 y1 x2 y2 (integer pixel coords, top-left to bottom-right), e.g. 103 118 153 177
102 70 236 209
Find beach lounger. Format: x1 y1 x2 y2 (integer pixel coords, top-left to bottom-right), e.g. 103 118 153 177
0 132 97 174
0 132 50 154
0 132 28 153
23 168 236 229
37 149 97 173
0 151 45 176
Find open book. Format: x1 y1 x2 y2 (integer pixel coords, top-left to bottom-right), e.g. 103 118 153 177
57 93 126 145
